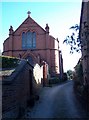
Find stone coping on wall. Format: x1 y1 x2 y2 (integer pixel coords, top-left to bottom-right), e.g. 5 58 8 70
0 69 15 76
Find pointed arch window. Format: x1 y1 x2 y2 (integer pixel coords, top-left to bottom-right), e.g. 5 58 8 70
22 32 26 48
27 31 32 48
33 32 36 48
22 31 36 49
26 56 34 66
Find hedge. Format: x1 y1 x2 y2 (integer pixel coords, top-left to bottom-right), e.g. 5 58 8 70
0 55 20 68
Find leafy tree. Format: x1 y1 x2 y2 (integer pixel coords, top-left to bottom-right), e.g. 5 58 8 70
67 70 73 80
73 58 84 96
74 58 83 85
62 72 68 81
63 24 81 54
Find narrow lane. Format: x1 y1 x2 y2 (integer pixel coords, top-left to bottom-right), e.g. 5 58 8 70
53 81 88 118
24 80 88 119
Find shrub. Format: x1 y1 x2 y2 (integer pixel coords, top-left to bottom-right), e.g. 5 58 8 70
62 73 68 81
73 58 84 96
49 77 60 84
0 55 20 68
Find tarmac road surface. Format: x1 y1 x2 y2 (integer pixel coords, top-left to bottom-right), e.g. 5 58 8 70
24 80 88 119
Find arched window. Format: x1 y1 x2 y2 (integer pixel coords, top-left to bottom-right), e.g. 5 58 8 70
22 31 36 49
22 32 26 49
26 56 34 66
33 32 36 48
27 31 32 48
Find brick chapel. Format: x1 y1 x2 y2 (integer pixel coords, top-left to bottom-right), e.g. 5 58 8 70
3 11 63 77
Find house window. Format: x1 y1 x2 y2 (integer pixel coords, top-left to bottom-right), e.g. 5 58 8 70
22 31 36 49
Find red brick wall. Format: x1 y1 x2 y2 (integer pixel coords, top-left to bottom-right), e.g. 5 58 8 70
2 60 41 118
3 16 61 76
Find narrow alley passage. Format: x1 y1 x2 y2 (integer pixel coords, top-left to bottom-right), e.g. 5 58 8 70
24 80 88 119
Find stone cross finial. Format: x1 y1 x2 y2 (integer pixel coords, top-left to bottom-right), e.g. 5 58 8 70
45 23 49 34
9 25 14 35
27 11 31 17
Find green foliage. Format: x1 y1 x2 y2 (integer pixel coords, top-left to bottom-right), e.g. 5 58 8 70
49 77 60 84
0 55 19 68
62 72 68 81
74 59 83 84
67 70 73 80
73 58 84 96
63 24 81 54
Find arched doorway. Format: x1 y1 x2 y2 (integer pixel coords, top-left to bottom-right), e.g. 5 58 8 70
26 56 34 67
